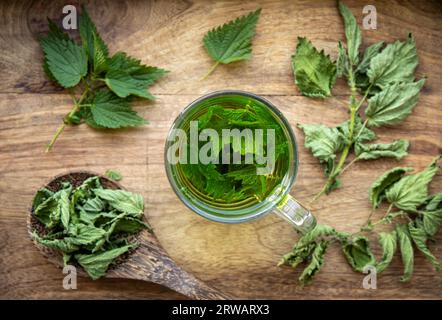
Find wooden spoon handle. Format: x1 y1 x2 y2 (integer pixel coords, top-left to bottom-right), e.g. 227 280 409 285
109 240 232 300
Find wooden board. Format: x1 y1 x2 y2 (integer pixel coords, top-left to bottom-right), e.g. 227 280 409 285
0 0 441 299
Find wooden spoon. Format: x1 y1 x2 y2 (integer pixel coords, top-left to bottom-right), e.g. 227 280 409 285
27 171 231 300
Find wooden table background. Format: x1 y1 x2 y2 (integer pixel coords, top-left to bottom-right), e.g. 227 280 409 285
0 0 441 299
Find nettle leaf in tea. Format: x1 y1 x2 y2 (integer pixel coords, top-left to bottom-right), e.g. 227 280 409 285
175 102 290 205
31 176 150 280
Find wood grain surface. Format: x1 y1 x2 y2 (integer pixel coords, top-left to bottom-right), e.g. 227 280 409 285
0 0 441 299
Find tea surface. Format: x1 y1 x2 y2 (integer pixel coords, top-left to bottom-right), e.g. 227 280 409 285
176 101 291 208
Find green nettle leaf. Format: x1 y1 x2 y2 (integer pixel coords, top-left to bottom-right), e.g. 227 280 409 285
292 37 337 98
75 244 135 280
203 9 261 67
336 41 349 77
355 41 385 74
355 139 409 160
92 33 109 74
297 124 343 163
41 6 167 151
386 157 441 211
42 20 70 81
365 79 425 127
408 222 440 271
40 20 88 88
342 236 376 273
105 70 155 100
376 231 398 273
93 189 144 215
369 167 413 208
299 240 330 285
103 52 168 99
338 1 361 65
396 224 414 282
105 169 123 181
90 90 146 128
79 6 109 73
367 34 418 88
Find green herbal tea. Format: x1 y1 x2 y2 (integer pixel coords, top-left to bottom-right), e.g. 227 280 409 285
174 101 291 209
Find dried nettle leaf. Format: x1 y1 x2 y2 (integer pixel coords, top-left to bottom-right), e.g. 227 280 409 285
386 156 440 211
376 231 397 274
368 167 413 208
342 236 376 273
367 34 419 89
32 177 150 280
338 1 361 65
292 37 337 98
364 157 442 282
105 169 123 181
283 1 433 285
355 139 409 161
396 224 414 282
294 1 424 200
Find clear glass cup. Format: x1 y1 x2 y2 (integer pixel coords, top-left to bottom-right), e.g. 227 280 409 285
164 90 316 234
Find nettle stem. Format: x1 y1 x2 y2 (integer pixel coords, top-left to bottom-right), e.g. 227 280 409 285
200 61 220 80
46 123 67 152
359 203 407 234
311 69 372 202
341 156 359 174
46 86 90 152
354 118 369 142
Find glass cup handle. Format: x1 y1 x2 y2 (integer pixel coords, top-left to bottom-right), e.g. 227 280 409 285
273 194 316 234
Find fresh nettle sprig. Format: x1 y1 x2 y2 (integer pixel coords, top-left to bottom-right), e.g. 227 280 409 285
202 8 261 79
279 156 441 285
292 2 425 201
41 7 168 151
